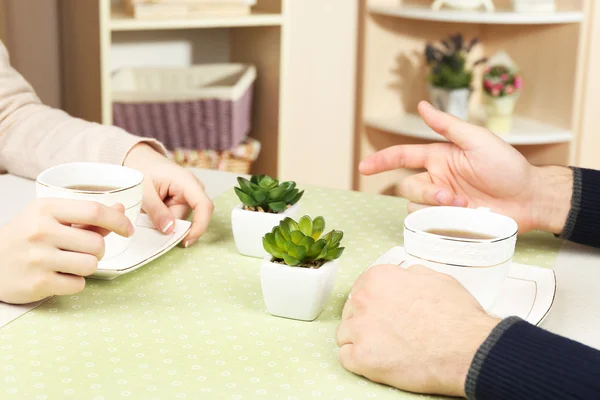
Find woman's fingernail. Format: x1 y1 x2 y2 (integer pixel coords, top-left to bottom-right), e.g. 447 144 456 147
435 191 448 205
161 220 174 233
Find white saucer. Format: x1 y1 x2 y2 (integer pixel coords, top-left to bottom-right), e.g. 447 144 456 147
368 246 556 326
92 214 191 280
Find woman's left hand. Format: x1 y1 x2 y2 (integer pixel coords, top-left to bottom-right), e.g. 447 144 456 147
124 144 214 248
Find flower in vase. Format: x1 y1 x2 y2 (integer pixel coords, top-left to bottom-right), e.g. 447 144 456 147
500 73 509 81
505 85 515 95
514 76 523 89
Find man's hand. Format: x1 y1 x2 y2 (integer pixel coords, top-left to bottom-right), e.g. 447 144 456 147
359 101 573 234
124 144 214 247
337 264 500 396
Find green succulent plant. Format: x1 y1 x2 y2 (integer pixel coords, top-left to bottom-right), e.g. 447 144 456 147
263 215 344 268
235 175 304 213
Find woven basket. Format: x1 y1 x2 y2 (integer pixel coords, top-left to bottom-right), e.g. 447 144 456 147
169 137 261 174
112 64 256 151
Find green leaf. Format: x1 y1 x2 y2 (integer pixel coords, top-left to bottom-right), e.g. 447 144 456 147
278 222 291 241
283 188 299 203
307 239 327 259
324 247 345 261
315 244 329 260
237 177 254 195
298 236 315 252
290 230 305 244
288 190 304 205
274 230 286 249
264 232 278 250
328 231 344 248
268 182 295 201
298 216 313 236
234 187 257 207
311 216 325 240
258 175 277 189
321 230 333 243
263 237 283 258
250 175 262 185
250 188 268 204
268 201 287 213
283 241 292 252
282 253 301 266
287 243 307 261
283 217 299 232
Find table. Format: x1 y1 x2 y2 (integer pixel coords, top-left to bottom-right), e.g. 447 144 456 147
1 169 599 399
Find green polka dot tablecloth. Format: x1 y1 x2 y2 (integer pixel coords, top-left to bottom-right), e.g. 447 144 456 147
0 187 562 399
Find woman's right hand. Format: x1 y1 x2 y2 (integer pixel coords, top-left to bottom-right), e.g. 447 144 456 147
0 199 134 304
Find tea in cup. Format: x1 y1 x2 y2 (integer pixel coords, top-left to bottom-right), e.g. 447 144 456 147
36 162 144 261
403 206 518 310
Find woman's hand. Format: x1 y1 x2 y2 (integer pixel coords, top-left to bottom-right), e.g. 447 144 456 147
359 101 572 234
0 199 133 304
124 144 214 248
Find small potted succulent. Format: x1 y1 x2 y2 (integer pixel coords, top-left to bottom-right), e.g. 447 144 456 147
425 33 487 121
482 51 523 134
232 174 303 258
261 216 344 321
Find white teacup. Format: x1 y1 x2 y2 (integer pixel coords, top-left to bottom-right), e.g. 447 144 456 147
403 206 518 310
36 162 144 261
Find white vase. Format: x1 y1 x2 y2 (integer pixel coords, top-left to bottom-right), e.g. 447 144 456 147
431 0 495 11
260 258 338 321
512 0 555 12
484 93 519 134
231 203 300 258
428 86 471 121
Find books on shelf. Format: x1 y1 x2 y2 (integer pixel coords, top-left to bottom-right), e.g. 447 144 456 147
124 0 257 19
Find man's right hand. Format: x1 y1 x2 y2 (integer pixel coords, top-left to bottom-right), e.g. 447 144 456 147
0 199 134 304
359 101 573 234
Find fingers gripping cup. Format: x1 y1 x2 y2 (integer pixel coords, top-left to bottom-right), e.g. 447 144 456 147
403 207 518 310
36 162 144 261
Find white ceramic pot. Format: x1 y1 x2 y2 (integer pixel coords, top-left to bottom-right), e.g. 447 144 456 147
231 203 300 258
403 206 518 310
484 93 519 134
431 0 495 11
512 0 555 12
36 162 144 261
428 86 471 121
260 258 338 321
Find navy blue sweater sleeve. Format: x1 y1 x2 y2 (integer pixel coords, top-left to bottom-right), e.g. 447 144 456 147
466 317 600 399
558 167 600 247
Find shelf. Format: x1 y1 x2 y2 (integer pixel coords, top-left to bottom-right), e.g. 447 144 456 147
110 9 283 31
365 114 573 145
368 4 583 25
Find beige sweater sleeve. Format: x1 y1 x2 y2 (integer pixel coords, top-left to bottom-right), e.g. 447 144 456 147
0 41 166 179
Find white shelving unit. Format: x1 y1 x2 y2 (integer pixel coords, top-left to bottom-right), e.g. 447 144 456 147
365 114 574 145
369 4 584 25
356 0 589 195
110 8 284 31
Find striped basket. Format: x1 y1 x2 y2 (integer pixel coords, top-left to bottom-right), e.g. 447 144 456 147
169 137 261 174
112 64 256 151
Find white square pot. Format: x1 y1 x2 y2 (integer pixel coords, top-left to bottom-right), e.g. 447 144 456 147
231 203 300 258
260 258 338 321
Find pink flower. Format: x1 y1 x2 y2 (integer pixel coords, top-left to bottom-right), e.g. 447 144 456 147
484 79 493 89
514 76 523 89
501 73 509 81
505 85 515 95
491 87 500 96
493 83 503 92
